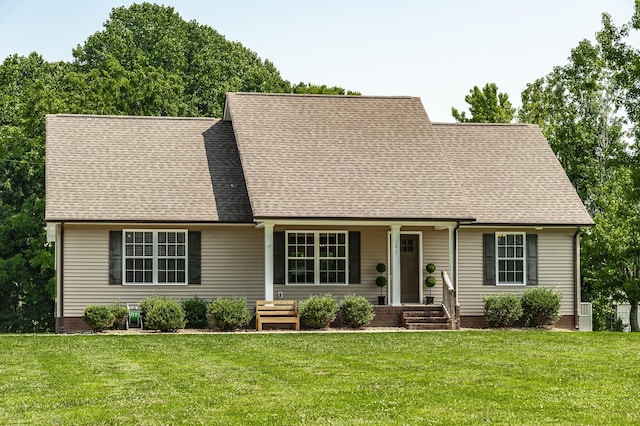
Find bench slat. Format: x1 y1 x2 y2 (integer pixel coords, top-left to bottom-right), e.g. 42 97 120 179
256 300 300 331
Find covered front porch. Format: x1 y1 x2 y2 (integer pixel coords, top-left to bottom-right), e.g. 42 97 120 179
258 220 460 329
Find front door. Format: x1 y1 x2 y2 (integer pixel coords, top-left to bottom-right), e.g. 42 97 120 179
400 235 420 303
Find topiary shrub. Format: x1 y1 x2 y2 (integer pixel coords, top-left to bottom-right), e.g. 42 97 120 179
483 294 522 328
206 297 251 331
340 293 375 328
182 296 209 329
299 294 339 329
141 296 186 332
520 287 562 327
110 301 129 330
83 305 116 331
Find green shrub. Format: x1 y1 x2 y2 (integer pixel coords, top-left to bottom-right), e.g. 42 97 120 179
611 318 625 332
206 297 251 331
182 297 209 329
483 294 522 328
83 305 116 332
299 294 338 329
340 294 375 328
141 296 186 332
520 287 562 327
110 301 128 330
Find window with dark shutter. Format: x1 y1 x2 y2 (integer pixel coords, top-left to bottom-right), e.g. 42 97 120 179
526 234 538 285
273 232 285 284
109 231 122 285
188 231 201 285
483 233 496 285
349 232 361 284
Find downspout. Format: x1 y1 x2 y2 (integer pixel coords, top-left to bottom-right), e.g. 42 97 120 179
58 222 65 333
573 226 581 330
454 222 460 306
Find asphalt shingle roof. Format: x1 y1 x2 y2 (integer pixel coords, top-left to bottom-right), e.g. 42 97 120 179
45 93 593 226
45 115 252 222
225 93 473 221
434 122 593 225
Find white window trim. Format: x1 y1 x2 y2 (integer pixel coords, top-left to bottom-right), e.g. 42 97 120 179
495 231 527 286
285 230 349 286
122 229 189 286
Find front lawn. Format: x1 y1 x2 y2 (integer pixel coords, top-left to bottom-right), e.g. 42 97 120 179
1 331 639 425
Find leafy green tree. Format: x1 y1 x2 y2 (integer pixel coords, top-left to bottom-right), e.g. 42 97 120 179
70 2 291 117
292 82 360 95
0 53 64 331
519 39 627 211
451 82 515 123
582 168 640 331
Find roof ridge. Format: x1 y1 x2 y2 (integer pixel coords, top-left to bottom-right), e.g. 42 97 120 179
47 114 220 121
432 122 532 127
229 92 417 100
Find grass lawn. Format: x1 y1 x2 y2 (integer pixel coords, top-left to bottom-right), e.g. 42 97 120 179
1 331 639 425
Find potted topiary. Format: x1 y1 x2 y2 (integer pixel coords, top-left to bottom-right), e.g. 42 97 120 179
375 263 387 305
425 263 437 304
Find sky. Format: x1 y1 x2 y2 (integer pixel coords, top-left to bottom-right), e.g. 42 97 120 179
0 0 637 122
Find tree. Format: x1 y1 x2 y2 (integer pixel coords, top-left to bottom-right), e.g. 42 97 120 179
70 2 291 117
519 39 627 211
451 82 515 123
0 53 64 331
582 168 640 331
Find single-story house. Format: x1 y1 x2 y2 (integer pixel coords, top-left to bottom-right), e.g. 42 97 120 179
45 93 593 332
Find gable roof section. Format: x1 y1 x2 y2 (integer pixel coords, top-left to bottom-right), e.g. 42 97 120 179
434 123 593 225
45 114 252 222
225 93 474 221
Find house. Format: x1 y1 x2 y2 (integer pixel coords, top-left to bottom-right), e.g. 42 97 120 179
45 93 593 332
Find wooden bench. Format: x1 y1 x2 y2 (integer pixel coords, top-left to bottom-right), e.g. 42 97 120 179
256 300 300 331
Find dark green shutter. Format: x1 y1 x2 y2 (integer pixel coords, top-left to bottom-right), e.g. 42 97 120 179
109 231 122 285
274 232 285 284
348 231 361 284
483 233 495 285
526 234 538 285
188 231 201 284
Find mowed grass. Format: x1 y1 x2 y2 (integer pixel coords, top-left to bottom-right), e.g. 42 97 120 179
1 331 639 425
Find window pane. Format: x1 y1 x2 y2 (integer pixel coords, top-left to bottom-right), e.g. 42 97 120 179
158 232 166 243
177 245 185 256
158 271 166 283
177 233 185 243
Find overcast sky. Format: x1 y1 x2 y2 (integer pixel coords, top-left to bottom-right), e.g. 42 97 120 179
0 1 637 121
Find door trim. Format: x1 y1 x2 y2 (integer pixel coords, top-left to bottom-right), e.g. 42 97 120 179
387 231 423 304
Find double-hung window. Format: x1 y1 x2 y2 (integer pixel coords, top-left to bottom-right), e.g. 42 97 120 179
496 232 525 285
123 230 187 285
286 231 348 285
483 232 539 286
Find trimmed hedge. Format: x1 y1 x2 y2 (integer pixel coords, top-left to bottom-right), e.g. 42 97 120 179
483 294 522 328
206 297 251 331
83 305 116 332
299 294 339 329
520 287 561 327
140 296 186 332
340 294 375 328
182 297 209 329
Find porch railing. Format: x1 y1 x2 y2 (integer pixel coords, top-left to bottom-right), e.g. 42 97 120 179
441 270 457 329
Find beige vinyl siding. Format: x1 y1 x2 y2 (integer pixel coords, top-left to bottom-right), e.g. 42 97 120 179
418 228 450 305
62 224 263 317
274 226 451 305
62 224 454 316
274 226 388 304
457 227 575 316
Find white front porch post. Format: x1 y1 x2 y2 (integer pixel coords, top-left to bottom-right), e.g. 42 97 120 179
264 223 274 301
390 225 402 306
